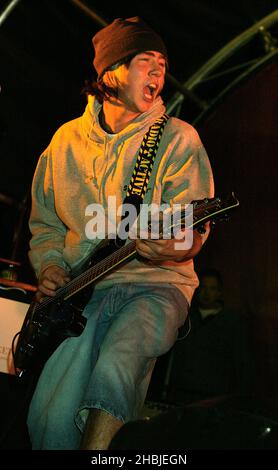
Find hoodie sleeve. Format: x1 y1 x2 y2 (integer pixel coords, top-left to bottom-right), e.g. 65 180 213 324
161 120 214 244
161 121 214 205
29 148 70 277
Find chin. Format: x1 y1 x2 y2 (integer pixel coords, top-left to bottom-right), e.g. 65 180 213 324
126 98 154 115
139 101 154 113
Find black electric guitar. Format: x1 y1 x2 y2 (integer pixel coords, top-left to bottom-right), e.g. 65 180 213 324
13 193 239 376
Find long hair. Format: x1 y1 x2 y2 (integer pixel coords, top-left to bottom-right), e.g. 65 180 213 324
82 55 134 103
81 78 117 103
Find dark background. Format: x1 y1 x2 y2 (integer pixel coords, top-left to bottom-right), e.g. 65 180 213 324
0 1 278 401
0 1 277 257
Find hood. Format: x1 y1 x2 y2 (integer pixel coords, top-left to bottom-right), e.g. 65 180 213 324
81 94 166 144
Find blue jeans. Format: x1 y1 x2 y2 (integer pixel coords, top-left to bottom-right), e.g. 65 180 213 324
27 283 188 449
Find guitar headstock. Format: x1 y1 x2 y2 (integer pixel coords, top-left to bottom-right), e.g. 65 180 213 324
161 192 239 236
191 192 240 230
131 193 239 238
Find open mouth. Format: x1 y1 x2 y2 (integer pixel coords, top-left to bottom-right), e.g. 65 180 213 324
143 83 157 101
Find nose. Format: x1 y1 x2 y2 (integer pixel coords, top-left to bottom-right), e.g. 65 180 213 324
149 60 163 77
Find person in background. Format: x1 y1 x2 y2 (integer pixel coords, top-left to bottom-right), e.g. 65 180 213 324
163 268 257 405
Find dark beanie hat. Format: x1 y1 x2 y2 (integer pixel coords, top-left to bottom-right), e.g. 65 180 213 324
92 17 168 78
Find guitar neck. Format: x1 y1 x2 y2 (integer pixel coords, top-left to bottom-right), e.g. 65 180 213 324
39 240 137 309
38 192 239 309
65 240 137 300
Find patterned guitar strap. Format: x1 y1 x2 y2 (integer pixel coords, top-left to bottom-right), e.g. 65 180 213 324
117 113 169 244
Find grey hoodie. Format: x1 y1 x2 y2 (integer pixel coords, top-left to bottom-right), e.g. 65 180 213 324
29 95 214 303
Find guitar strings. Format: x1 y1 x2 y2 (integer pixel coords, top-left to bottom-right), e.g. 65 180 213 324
36 240 137 310
35 197 235 311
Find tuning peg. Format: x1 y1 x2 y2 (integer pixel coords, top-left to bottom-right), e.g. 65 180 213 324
197 225 206 234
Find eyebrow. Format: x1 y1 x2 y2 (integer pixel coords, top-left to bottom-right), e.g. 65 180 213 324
140 51 166 61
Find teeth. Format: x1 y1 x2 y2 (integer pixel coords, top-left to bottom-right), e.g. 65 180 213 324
149 84 157 95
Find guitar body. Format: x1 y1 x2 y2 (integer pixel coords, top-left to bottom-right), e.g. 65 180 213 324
14 294 87 375
14 238 126 375
13 193 239 376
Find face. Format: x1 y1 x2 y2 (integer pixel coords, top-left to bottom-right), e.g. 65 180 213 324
197 276 222 309
104 50 166 114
